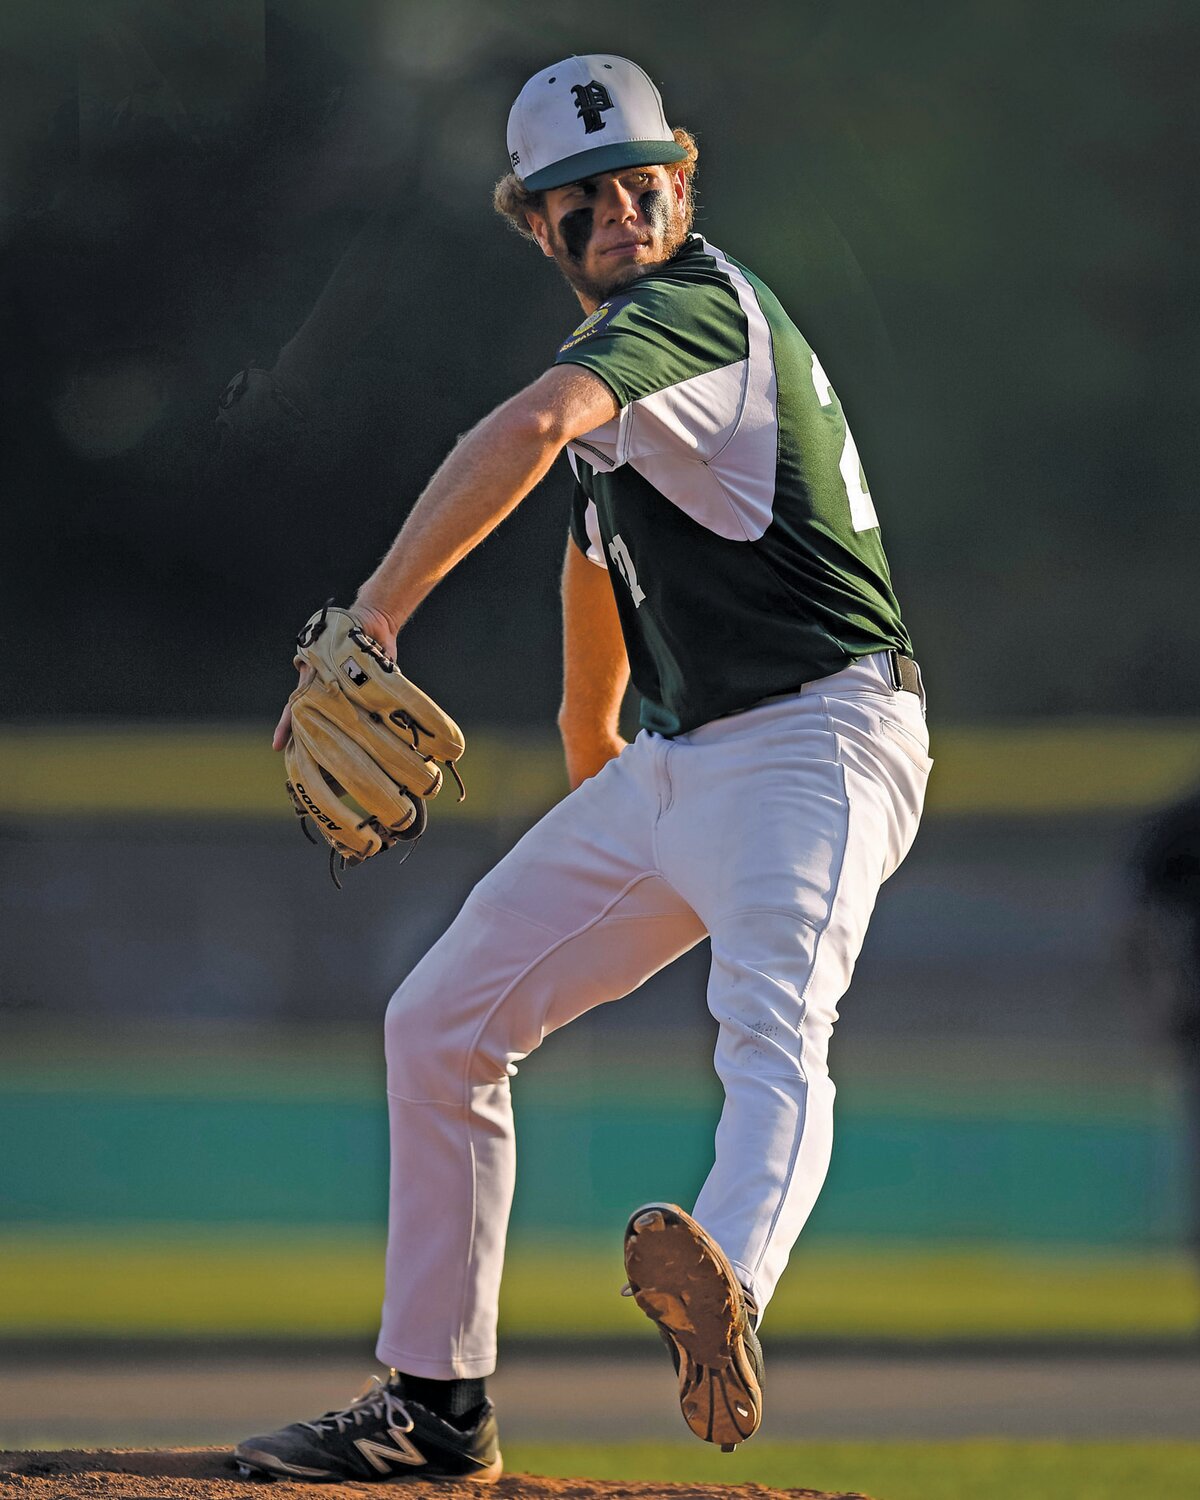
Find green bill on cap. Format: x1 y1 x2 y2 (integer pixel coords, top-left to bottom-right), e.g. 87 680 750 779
522 137 687 192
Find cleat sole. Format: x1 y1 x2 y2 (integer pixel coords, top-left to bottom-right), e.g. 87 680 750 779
624 1201 763 1448
233 1447 334 1480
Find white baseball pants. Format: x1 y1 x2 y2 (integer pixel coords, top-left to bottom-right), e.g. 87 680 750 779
376 651 931 1377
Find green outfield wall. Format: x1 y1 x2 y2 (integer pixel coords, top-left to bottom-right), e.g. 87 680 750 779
0 1056 1185 1248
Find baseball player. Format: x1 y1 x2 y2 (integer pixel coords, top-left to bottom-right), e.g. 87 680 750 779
236 54 931 1483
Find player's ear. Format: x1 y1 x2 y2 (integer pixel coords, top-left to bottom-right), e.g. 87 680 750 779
667 165 687 210
525 209 555 258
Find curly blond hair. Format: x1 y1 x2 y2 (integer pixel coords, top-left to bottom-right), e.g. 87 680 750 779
493 128 699 242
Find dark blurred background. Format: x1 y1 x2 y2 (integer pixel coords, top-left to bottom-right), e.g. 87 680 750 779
2 0 1196 720
1 0 1198 1366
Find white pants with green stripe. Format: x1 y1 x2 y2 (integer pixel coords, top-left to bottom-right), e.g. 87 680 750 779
375 651 931 1378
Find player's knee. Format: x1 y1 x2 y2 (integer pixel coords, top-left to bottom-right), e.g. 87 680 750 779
381 890 553 1095
383 970 462 1097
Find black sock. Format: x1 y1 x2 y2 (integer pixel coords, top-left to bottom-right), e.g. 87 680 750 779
388 1371 487 1427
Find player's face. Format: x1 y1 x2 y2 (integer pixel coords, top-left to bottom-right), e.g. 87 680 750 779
528 164 688 308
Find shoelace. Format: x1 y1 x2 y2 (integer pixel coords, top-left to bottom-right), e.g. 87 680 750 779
300 1377 413 1437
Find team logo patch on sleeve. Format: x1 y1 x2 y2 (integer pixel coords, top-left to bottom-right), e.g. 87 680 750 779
558 295 634 354
558 304 611 353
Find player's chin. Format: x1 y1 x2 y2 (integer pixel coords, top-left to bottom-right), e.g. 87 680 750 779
593 255 656 294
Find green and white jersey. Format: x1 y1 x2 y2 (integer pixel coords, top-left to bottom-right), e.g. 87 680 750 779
555 234 912 737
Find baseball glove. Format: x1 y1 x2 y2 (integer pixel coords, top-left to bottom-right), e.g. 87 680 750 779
283 604 465 884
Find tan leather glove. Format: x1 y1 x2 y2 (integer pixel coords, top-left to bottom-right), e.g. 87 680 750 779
283 605 465 882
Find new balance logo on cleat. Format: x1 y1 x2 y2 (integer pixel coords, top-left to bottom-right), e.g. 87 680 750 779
354 1427 426 1473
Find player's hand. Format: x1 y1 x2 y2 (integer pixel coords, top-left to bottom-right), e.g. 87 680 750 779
346 599 402 660
272 600 401 752
562 728 628 791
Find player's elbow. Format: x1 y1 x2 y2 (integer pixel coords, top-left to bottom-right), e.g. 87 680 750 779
499 378 581 449
507 399 568 449
500 367 618 453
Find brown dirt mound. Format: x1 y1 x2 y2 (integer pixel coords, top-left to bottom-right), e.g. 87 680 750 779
0 1450 875 1499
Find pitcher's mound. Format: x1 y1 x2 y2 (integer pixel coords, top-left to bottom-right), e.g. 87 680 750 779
0 1449 875 1499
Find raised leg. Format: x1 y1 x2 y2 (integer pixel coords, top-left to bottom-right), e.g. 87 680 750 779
656 664 931 1313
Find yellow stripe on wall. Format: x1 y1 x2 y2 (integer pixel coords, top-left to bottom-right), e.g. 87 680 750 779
925 720 1200 814
0 720 1197 819
0 725 566 822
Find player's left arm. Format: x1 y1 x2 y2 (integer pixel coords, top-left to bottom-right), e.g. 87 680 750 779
559 537 630 790
273 364 618 750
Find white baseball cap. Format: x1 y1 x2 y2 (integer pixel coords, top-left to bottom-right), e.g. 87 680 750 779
507 54 685 192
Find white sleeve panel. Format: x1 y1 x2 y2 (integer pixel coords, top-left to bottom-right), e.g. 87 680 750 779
626 358 746 461
664 239 779 542
567 241 780 544
566 404 630 474
582 497 608 569
622 359 753 541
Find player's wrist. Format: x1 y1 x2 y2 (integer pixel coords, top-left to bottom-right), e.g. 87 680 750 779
349 596 404 653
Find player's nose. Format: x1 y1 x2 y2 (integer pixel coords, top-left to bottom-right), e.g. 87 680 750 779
597 179 639 224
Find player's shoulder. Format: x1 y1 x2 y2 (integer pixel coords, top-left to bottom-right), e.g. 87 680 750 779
624 234 746 310
556 237 745 358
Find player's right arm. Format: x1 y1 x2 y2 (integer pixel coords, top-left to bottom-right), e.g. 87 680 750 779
559 538 629 790
273 364 618 750
352 364 618 637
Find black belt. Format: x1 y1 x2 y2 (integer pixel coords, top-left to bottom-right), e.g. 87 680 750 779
749 651 924 715
888 651 923 697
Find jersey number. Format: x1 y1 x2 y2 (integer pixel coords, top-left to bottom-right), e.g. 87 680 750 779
608 533 646 607
810 353 880 533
